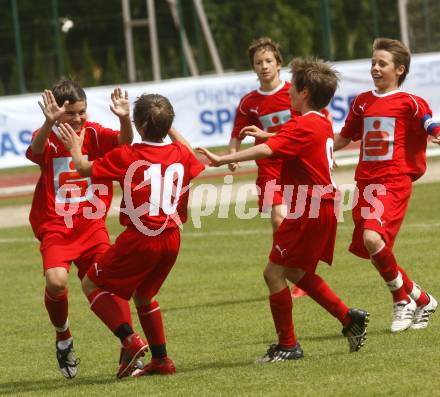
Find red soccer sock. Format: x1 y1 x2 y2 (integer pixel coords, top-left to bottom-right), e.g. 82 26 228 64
87 289 127 333
396 265 429 307
44 288 72 341
137 300 166 347
269 287 296 348
112 294 134 327
371 246 409 303
296 273 351 326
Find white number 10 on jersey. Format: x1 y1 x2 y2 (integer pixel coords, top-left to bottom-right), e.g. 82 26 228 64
143 163 185 216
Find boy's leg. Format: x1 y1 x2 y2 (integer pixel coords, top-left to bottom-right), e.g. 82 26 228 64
132 294 176 376
82 276 148 378
255 262 303 363
77 243 135 329
397 265 429 306
396 265 437 329
45 267 71 342
131 237 180 377
294 272 351 326
293 271 369 352
270 203 307 299
364 230 416 332
45 267 79 379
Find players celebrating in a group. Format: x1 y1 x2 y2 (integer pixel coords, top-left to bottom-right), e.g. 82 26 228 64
198 57 369 362
334 38 439 332
59 94 204 377
26 80 134 378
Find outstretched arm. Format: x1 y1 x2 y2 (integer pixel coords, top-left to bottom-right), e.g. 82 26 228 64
58 123 93 176
197 143 273 167
109 87 134 145
333 133 351 151
168 127 193 152
32 90 69 155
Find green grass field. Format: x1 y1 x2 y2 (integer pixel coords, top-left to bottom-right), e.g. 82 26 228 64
1 181 440 396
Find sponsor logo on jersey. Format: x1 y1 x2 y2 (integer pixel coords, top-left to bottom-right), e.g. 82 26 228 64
53 156 93 204
259 109 291 131
362 117 395 161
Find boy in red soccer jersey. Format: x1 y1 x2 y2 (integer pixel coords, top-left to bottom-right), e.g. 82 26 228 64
58 94 205 377
198 57 369 361
229 37 292 230
334 38 439 332
26 79 134 378
229 37 307 298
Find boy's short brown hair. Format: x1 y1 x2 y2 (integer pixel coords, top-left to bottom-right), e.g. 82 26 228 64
290 57 339 110
373 38 411 86
133 94 175 142
52 78 86 107
247 37 283 68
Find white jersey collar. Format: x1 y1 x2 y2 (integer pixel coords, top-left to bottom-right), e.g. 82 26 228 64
303 110 325 117
257 80 286 96
372 89 401 98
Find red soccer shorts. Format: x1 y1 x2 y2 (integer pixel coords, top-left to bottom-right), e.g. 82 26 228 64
349 174 412 259
256 176 284 213
87 226 181 300
40 219 110 280
269 199 337 273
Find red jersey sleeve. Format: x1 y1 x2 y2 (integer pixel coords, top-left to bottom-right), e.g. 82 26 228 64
25 130 48 166
339 95 363 141
411 96 440 137
87 122 120 156
91 145 128 182
231 96 252 140
265 119 302 158
177 142 205 179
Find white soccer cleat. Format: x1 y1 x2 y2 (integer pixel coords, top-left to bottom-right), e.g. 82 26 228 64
391 299 416 333
411 294 438 330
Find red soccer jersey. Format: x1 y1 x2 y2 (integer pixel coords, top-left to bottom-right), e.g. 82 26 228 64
26 121 120 239
91 141 205 232
340 90 440 181
231 80 297 180
265 111 336 213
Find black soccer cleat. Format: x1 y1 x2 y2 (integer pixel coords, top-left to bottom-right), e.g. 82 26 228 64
255 343 304 363
342 308 369 352
56 341 80 379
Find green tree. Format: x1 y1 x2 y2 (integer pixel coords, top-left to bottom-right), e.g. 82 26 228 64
81 41 99 87
134 38 150 82
8 57 19 94
30 42 51 92
60 34 74 78
204 0 314 71
103 47 123 84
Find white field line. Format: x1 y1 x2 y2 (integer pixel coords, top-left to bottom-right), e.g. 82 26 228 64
1 222 440 244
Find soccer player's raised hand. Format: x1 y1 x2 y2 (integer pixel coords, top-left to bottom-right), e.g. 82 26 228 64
110 87 130 118
58 123 85 152
196 147 222 167
38 90 68 125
